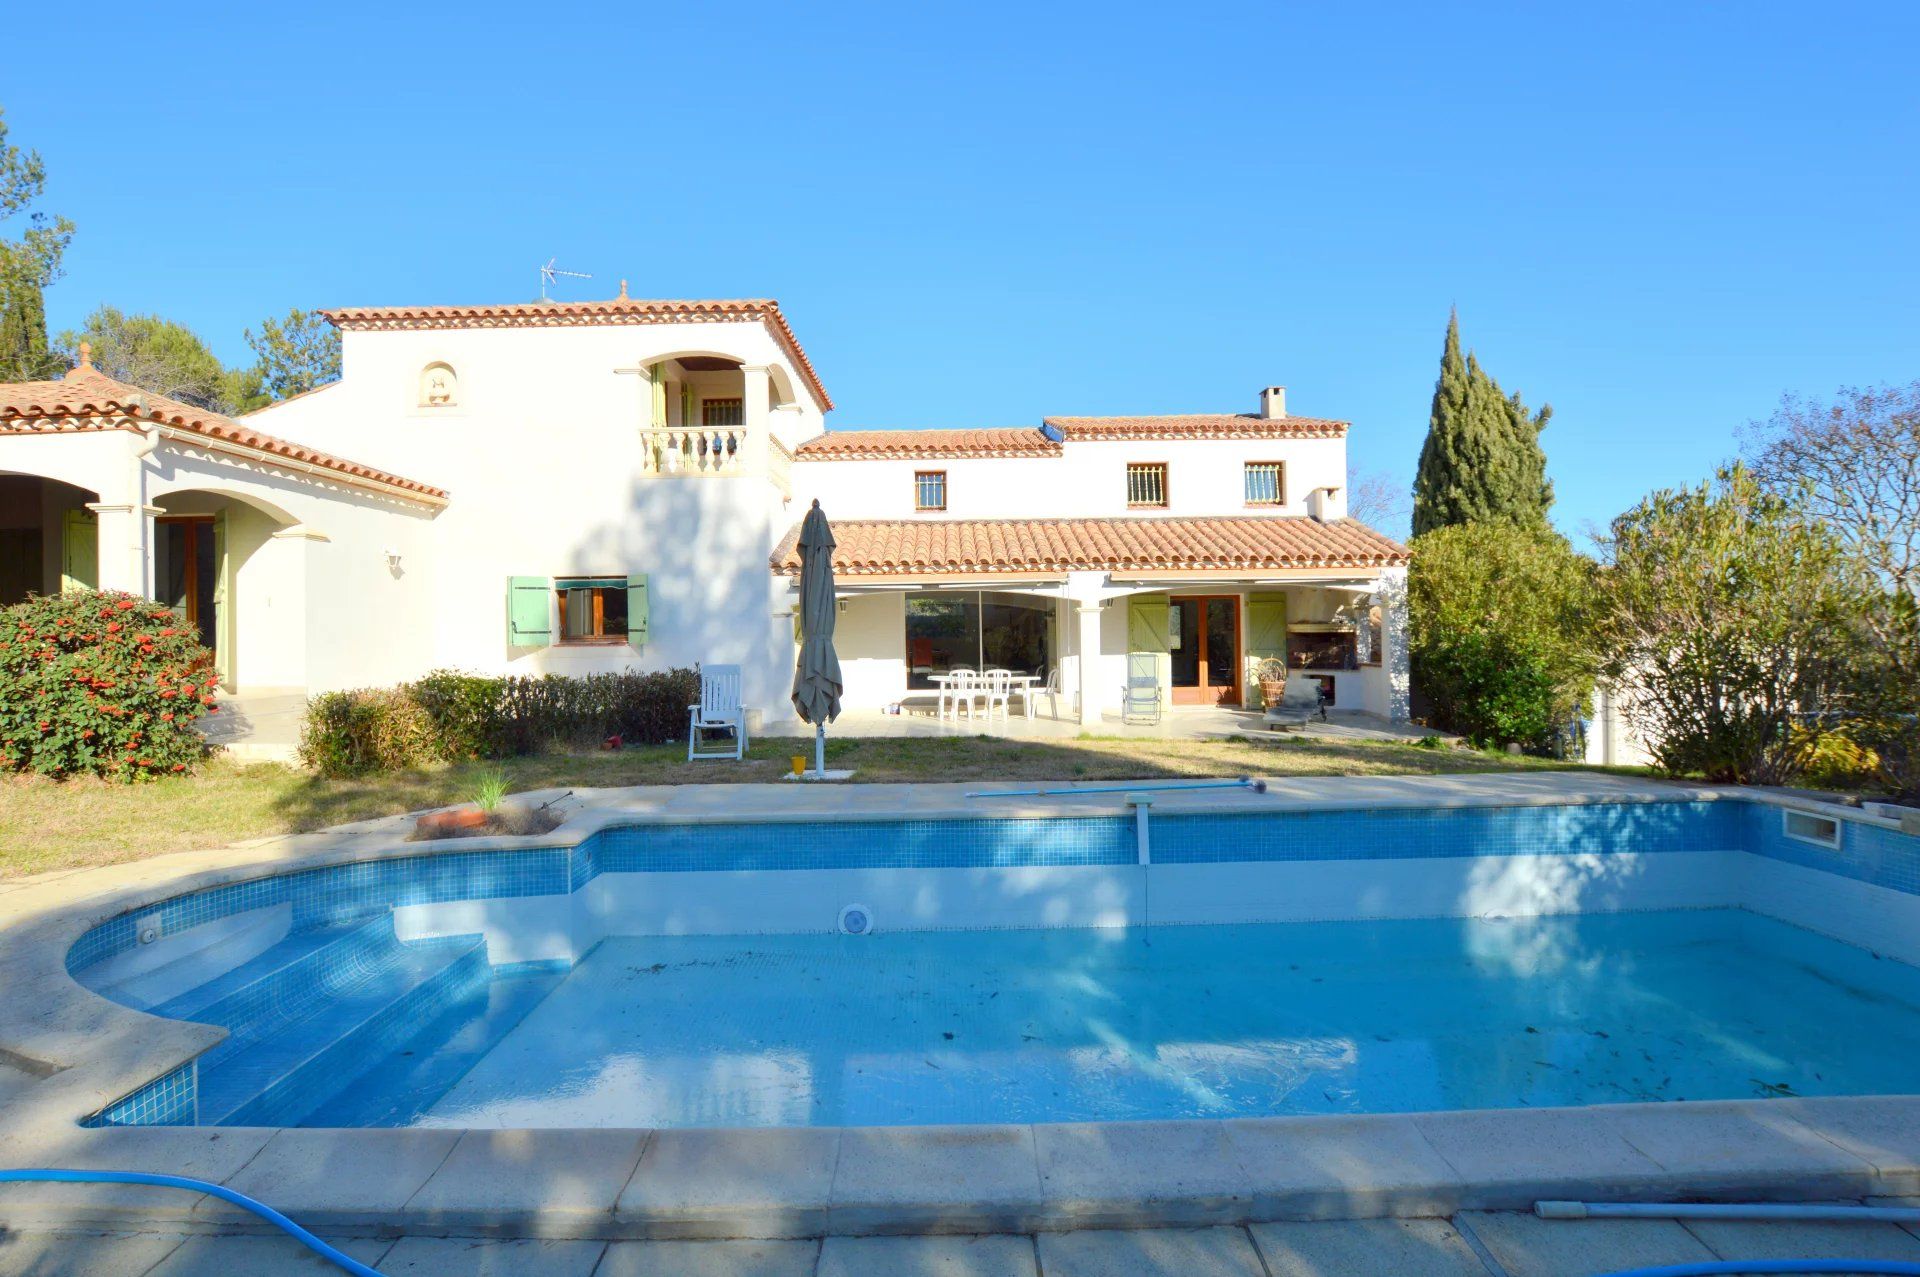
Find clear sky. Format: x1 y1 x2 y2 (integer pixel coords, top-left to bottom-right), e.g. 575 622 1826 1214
10 1 1917 539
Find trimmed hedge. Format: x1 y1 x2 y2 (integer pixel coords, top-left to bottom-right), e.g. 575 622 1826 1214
0 590 217 781
300 667 702 776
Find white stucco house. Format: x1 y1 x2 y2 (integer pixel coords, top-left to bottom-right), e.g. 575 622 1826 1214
0 292 1411 729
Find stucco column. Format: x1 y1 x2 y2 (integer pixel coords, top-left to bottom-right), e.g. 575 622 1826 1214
86 502 159 597
740 365 771 477
1075 602 1104 726
1378 565 1410 723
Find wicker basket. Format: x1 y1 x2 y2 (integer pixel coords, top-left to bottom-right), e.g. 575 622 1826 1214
1254 658 1289 709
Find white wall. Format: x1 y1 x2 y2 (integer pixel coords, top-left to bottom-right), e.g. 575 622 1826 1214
250 318 821 714
794 436 1350 523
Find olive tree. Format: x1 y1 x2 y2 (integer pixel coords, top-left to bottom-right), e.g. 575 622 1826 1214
1742 384 1920 795
1596 465 1866 784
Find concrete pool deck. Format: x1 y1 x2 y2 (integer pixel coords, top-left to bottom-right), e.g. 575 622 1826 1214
0 773 1915 1242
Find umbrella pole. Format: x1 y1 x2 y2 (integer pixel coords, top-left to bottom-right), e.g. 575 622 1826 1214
814 723 826 778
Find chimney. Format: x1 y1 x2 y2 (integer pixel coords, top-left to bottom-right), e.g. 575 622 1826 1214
1307 485 1346 523
1258 386 1287 419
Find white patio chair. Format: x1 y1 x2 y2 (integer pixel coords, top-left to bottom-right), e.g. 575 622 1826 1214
1025 666 1064 720
937 667 971 721
687 663 748 761
981 669 1013 721
1120 653 1163 726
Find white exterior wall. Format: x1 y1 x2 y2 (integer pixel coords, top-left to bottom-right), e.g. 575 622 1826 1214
250 318 826 719
793 436 1348 522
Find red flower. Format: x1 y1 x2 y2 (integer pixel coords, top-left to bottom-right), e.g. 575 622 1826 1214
117 600 135 611
160 712 174 722
106 622 122 634
172 763 187 772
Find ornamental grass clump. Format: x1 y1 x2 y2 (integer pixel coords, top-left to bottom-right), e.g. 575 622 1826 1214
0 590 217 781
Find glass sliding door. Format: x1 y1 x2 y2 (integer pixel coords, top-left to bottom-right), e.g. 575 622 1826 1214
905 590 1054 689
1168 594 1240 705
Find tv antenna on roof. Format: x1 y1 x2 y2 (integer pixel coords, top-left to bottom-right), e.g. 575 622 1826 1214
539 258 592 301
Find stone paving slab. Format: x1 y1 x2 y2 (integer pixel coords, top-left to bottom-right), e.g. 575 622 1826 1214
829 1125 1043 1235
616 1126 842 1239
200 1127 460 1227
0 1228 188 1277
1223 1114 1464 1217
1033 1120 1253 1227
595 1238 821 1277
401 1127 650 1235
1460 1210 1714 1276
376 1235 608 1275
142 1231 393 1275
1411 1108 1669 1206
1035 1225 1266 1277
1604 1100 1881 1195
1680 1215 1920 1266
818 1233 1038 1277
1250 1217 1492 1276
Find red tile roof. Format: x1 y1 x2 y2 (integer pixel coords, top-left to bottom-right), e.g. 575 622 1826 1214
793 428 1058 460
773 516 1409 576
321 297 833 411
1044 413 1348 440
0 364 448 502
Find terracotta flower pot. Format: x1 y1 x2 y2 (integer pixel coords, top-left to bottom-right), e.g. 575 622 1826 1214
415 806 490 837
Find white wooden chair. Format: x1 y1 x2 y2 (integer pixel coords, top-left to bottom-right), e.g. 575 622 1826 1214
688 664 748 761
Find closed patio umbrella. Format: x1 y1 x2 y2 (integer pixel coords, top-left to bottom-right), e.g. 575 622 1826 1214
791 499 843 777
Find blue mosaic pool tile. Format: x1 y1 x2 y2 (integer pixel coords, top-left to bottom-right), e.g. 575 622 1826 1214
1151 800 1749 866
84 1062 196 1128
589 816 1134 874
1748 802 1920 896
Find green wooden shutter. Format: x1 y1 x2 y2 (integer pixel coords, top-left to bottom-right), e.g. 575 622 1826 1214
626 574 649 646
212 510 235 689
507 576 551 647
1245 593 1289 707
650 365 669 428
62 509 98 593
1126 593 1170 690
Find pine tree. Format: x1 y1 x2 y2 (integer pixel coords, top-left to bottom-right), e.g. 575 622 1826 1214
1411 311 1553 535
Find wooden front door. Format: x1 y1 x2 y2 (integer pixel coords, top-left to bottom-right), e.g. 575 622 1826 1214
157 516 219 653
1168 595 1241 705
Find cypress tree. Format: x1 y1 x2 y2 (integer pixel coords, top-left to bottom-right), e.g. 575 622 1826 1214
1411 311 1553 535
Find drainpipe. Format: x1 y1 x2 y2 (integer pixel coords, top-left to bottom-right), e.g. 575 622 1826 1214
127 402 161 597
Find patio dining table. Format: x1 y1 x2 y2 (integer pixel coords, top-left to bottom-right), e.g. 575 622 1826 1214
929 671 1042 721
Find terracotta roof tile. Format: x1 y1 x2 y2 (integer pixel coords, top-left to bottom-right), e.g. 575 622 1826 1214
0 366 447 502
321 297 833 411
1043 413 1348 440
773 516 1409 576
794 428 1059 460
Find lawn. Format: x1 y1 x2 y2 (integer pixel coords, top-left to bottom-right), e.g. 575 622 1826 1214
0 733 1627 880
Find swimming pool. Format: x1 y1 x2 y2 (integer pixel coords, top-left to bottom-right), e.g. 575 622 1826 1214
65 795 1920 1129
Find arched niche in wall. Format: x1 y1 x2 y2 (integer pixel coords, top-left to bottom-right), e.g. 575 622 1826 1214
419 362 458 408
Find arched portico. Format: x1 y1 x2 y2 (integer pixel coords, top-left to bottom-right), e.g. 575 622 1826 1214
0 472 103 605
149 487 307 691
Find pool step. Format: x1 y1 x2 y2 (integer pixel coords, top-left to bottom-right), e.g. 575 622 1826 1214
199 937 491 1127
294 966 568 1127
157 915 397 1057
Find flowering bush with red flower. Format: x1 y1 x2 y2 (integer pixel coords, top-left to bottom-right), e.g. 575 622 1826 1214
0 590 216 781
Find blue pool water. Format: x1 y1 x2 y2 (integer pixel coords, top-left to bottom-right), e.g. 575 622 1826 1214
377 909 1920 1129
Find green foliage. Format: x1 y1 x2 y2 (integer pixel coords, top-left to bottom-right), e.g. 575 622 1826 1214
1788 724 1883 791
1408 521 1599 750
1412 312 1554 536
300 668 703 777
0 106 72 382
245 308 341 401
1597 464 1866 785
55 306 264 413
470 766 510 811
0 590 216 781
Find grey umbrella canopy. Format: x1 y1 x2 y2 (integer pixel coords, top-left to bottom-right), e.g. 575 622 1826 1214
791 500 843 772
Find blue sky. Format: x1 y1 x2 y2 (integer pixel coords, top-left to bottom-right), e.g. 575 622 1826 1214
10 2 1917 539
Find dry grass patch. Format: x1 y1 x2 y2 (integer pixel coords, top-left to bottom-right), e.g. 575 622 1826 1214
1 733 1625 879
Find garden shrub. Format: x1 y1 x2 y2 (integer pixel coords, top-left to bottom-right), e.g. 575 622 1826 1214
1408 520 1600 752
1788 724 1883 792
300 667 702 776
0 590 217 781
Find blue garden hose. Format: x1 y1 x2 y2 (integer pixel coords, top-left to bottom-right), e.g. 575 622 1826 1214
0 1169 382 1276
1599 1264 1920 1275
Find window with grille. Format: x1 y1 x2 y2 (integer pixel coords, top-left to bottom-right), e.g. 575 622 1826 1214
701 398 744 427
915 470 947 511
1244 461 1286 506
1126 462 1169 507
